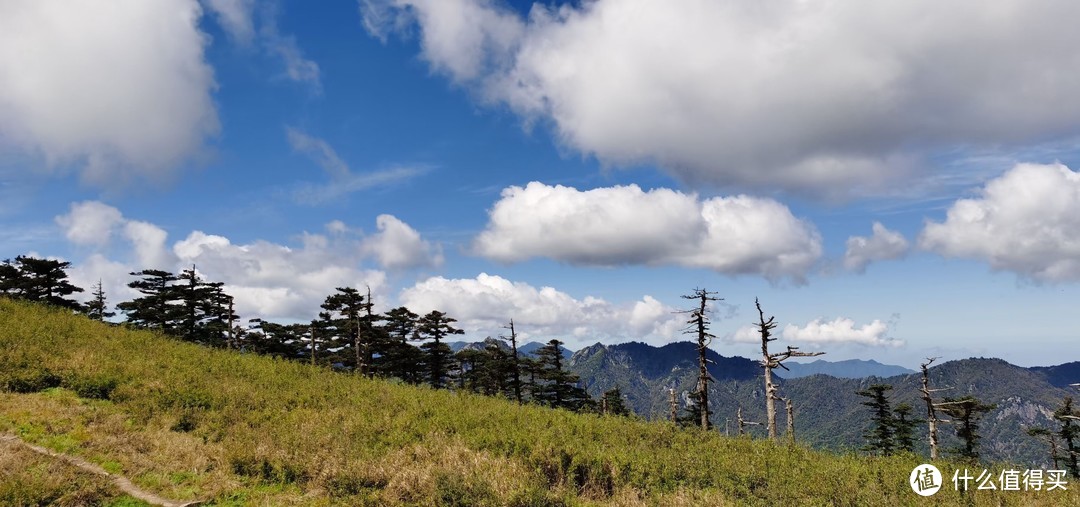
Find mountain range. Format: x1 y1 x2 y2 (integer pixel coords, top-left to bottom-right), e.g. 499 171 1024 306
565 341 1078 466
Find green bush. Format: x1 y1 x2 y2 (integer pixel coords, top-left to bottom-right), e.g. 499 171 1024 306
2 368 62 393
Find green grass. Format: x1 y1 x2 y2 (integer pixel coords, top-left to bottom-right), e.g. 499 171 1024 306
1 299 1077 505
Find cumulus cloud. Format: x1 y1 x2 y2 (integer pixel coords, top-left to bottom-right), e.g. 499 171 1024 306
363 214 444 270
362 0 1080 196
399 273 683 346
0 0 219 183
55 202 440 320
474 182 821 282
730 317 903 348
287 127 426 204
844 222 909 273
55 201 124 247
920 162 1080 282
781 318 903 348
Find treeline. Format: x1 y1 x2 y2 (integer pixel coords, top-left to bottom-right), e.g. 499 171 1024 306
0 256 628 416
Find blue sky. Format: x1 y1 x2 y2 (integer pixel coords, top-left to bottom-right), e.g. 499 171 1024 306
3 0 1080 369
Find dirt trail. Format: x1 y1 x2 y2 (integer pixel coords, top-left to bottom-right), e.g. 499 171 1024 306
1 433 202 507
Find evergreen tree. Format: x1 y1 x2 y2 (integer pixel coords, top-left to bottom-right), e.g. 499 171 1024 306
320 287 367 372
5 256 84 310
200 281 237 347
1053 397 1080 478
892 403 920 453
533 339 591 411
117 270 179 333
857 384 895 456
601 386 631 416
416 310 463 389
85 280 115 321
0 259 19 296
381 306 423 382
940 396 996 461
245 319 302 358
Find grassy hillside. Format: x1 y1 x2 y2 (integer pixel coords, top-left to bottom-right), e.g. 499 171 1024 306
1 300 1076 506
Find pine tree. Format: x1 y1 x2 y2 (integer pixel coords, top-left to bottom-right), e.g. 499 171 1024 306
246 319 302 358
85 280 115 321
940 396 996 461
7 256 84 310
856 384 895 456
0 259 19 296
1053 397 1080 478
381 306 423 382
117 270 179 333
601 386 631 416
320 287 367 372
533 339 591 411
892 403 920 453
417 310 463 389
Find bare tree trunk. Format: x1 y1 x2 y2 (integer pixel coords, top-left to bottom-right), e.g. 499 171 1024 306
737 407 745 436
310 325 316 366
784 397 795 444
755 298 822 441
764 365 778 439
503 319 522 404
227 300 234 350
681 289 721 430
363 285 375 377
921 358 940 459
669 388 678 423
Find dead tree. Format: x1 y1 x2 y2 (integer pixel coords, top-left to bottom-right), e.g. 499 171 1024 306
500 319 523 404
779 396 795 444
919 357 956 459
737 407 762 436
754 298 823 440
669 388 678 423
679 288 722 430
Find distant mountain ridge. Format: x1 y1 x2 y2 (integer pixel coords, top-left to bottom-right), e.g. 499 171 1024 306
566 341 1079 465
778 359 915 379
448 340 573 359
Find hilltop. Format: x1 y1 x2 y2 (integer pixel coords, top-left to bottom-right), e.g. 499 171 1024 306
1 300 1075 505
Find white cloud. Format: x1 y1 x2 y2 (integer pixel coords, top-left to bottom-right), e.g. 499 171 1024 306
363 0 1080 196
920 162 1080 282
54 202 440 321
261 24 321 91
55 201 124 247
474 182 821 282
204 0 256 44
399 273 683 347
781 318 903 348
123 220 176 270
843 222 909 273
729 317 902 348
286 127 425 204
286 127 350 178
0 0 219 184
205 0 321 91
363 214 444 270
170 230 387 320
